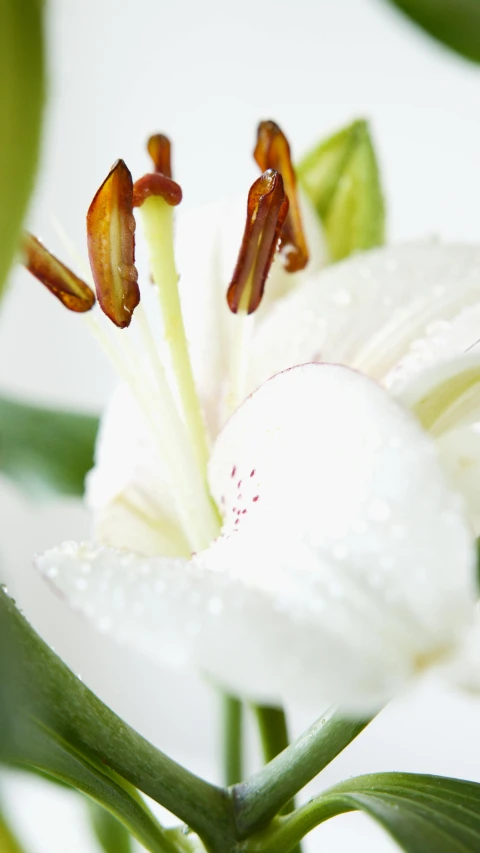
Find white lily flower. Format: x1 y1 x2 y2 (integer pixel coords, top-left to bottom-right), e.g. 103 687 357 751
31 125 480 711
38 363 477 710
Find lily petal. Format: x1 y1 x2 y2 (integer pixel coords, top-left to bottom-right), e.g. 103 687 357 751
39 365 476 710
397 354 480 532
248 242 480 395
86 384 190 558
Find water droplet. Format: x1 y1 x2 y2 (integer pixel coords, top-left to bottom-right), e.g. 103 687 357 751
47 566 58 579
74 577 88 591
117 263 138 282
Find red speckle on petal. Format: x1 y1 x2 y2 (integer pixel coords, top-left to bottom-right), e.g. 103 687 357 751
253 495 259 502
237 480 242 488
231 465 237 478
250 469 255 477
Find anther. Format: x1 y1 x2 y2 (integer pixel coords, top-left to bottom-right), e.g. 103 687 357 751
133 173 182 208
87 159 140 329
254 120 309 272
227 169 289 314
147 134 172 177
22 232 95 312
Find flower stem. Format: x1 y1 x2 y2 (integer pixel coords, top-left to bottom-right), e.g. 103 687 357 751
252 705 301 853
222 693 244 786
232 707 374 838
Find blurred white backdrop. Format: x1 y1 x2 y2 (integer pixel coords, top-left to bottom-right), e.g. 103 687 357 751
1 0 480 850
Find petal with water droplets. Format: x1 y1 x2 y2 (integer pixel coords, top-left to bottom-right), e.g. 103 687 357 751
38 364 476 710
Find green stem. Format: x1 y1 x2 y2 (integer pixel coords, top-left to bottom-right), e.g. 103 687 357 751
252 706 293 814
0 807 25 853
223 694 244 786
232 707 373 837
21 725 180 853
242 796 353 853
252 705 301 853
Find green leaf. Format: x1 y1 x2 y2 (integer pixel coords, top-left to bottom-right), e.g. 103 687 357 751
0 396 99 498
0 588 232 852
250 772 480 853
386 0 480 64
0 0 45 295
88 802 133 853
0 806 26 853
297 119 385 262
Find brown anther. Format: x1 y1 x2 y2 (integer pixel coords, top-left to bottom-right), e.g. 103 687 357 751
254 120 309 272
147 134 172 177
227 169 289 315
22 232 95 313
87 159 140 329
132 173 182 208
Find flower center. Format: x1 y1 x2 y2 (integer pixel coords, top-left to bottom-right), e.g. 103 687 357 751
22 122 309 555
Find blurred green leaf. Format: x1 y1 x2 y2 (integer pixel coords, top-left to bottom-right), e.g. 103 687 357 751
386 0 480 64
0 397 99 498
257 772 480 852
0 0 45 295
297 120 385 262
0 806 26 853
0 588 229 850
88 802 133 853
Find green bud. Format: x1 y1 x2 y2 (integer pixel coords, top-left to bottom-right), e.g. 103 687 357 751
297 119 385 262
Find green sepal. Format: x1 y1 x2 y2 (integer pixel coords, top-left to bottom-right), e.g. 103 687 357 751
297 119 385 262
0 396 99 499
246 772 480 853
386 0 480 64
0 0 45 296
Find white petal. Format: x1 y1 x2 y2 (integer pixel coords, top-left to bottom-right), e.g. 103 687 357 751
396 354 480 532
40 365 477 710
396 352 480 435
86 384 189 557
206 363 476 708
249 242 480 395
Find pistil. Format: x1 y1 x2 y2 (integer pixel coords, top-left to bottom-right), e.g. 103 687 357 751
133 158 211 479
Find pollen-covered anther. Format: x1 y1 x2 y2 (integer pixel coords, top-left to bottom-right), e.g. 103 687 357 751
132 174 183 208
227 169 289 314
147 134 172 177
22 232 95 312
87 159 140 329
254 120 309 273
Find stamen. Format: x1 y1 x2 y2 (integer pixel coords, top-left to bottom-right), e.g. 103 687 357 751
147 133 172 177
87 159 140 329
22 232 95 312
133 173 182 208
134 169 211 478
254 120 309 272
226 169 289 314
87 310 220 552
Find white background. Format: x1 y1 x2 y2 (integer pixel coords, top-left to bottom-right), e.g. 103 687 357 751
1 0 480 850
